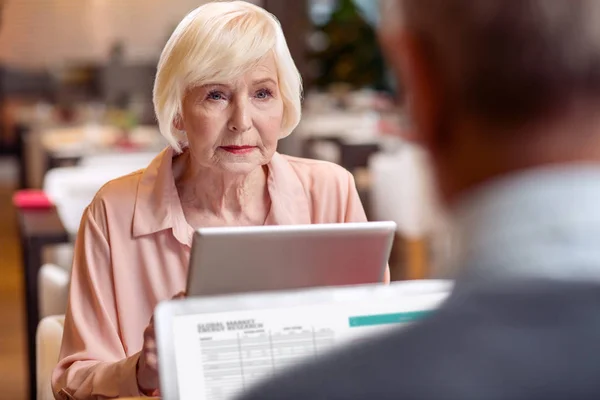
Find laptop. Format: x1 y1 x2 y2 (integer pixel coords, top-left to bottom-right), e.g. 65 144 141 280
156 280 452 400
186 221 397 296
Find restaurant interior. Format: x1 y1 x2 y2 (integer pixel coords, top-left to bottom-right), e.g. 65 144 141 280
0 1 452 399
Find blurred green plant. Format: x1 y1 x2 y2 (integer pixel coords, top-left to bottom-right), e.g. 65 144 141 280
107 108 138 132
311 0 387 91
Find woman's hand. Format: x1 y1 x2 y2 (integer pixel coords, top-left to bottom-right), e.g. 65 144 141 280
137 291 186 396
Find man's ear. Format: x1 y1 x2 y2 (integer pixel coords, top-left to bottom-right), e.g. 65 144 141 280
380 30 443 150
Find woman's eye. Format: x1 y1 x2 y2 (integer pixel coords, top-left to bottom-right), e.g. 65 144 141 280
207 91 225 101
255 89 272 99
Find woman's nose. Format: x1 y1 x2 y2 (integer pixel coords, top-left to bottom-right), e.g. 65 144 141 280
228 101 251 133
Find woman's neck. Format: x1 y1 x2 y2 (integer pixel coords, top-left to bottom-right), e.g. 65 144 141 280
174 151 270 224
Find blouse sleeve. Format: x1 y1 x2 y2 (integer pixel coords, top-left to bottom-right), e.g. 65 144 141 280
51 206 143 399
343 171 391 283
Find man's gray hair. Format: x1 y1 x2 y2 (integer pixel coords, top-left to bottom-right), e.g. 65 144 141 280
388 0 600 126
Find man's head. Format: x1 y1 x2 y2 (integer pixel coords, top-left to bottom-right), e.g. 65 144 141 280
379 0 600 203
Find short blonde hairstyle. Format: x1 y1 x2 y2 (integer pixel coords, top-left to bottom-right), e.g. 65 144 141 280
153 1 303 153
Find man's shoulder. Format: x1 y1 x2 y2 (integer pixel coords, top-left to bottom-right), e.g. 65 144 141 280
239 280 600 400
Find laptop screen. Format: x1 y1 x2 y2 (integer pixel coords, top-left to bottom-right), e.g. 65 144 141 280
167 282 450 400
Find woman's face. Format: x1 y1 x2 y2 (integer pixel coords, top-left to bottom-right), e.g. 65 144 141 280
178 54 284 175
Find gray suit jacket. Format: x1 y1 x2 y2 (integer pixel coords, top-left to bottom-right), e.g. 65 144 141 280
238 279 600 400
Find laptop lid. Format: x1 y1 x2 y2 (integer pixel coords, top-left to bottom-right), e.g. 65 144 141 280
186 221 397 297
156 280 452 400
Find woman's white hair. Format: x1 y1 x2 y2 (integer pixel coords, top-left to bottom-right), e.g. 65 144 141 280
153 0 302 153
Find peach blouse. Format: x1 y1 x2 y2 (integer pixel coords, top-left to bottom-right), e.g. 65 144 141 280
52 147 380 399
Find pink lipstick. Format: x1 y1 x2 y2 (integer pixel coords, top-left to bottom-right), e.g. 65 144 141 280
219 145 256 155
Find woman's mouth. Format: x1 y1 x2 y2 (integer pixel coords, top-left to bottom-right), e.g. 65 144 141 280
219 145 256 155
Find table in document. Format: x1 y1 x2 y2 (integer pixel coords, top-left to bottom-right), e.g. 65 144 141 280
199 328 335 400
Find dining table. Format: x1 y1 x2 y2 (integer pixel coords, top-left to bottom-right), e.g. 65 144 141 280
22 123 165 189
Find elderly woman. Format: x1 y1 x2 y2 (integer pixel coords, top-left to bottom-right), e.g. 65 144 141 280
52 1 388 399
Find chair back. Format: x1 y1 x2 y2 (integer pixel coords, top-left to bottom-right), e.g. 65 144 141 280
38 263 70 319
369 145 455 278
36 315 65 400
369 144 439 238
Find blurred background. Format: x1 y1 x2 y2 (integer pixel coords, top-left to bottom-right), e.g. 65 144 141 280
0 1 451 399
